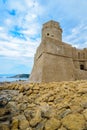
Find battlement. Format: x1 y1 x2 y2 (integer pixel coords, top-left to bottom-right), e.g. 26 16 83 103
43 20 62 31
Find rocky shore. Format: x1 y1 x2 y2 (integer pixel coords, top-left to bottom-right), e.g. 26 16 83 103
0 80 87 130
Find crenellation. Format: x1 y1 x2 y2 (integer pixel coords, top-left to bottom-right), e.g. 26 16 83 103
29 20 87 82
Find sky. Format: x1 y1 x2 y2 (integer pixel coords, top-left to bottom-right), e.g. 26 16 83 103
0 0 87 74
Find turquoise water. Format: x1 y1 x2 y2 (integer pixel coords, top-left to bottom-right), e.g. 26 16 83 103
0 74 28 82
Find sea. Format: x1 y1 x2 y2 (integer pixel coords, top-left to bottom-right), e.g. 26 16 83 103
0 74 28 82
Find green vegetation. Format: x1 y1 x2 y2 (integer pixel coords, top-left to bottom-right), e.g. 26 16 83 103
9 74 30 78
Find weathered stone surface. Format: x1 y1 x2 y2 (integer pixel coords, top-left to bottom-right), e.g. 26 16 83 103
0 95 12 130
0 81 87 130
78 87 87 94
83 109 87 120
0 108 8 116
0 97 8 107
70 105 83 113
30 109 42 127
58 126 67 130
19 119 29 130
62 113 86 130
7 101 19 115
26 128 33 130
0 121 10 130
45 118 61 130
34 121 45 130
11 117 19 130
16 115 29 130
39 103 52 118
11 129 18 130
57 108 71 119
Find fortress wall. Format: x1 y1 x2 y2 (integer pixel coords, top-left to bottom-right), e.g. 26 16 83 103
73 60 80 69
76 49 87 60
73 60 87 71
84 49 87 59
72 48 87 70
84 61 87 70
29 54 44 83
71 46 87 60
72 47 78 59
43 37 72 58
34 43 45 62
78 50 85 59
42 53 75 82
75 69 87 80
63 45 72 57
44 41 64 56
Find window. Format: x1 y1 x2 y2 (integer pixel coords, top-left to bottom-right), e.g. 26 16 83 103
80 64 84 70
47 33 49 36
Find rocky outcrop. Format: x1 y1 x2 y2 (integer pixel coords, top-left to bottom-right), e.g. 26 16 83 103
0 80 87 130
0 97 11 130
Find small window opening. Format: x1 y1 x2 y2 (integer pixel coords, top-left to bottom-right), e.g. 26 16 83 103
80 64 84 70
47 33 49 36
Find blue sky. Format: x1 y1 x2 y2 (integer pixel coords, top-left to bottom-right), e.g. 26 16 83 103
0 0 87 74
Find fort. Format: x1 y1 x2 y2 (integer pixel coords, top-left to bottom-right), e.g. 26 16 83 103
29 20 87 82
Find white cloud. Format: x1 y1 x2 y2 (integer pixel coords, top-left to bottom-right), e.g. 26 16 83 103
5 18 12 25
63 23 87 48
0 26 4 31
0 28 40 58
0 39 40 58
0 0 43 60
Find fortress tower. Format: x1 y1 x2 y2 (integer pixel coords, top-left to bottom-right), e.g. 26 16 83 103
29 20 87 82
42 20 62 41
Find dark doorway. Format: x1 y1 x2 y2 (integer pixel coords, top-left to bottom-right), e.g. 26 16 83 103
80 64 84 70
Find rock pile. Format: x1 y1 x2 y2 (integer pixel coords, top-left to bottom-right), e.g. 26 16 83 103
0 97 11 130
0 80 87 130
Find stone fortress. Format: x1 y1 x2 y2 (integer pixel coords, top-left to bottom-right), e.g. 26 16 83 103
29 20 87 82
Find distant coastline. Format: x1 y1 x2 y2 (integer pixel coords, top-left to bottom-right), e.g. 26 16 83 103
0 74 30 82
8 74 30 78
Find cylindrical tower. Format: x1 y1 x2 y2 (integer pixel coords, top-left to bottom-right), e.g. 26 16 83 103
42 20 62 41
